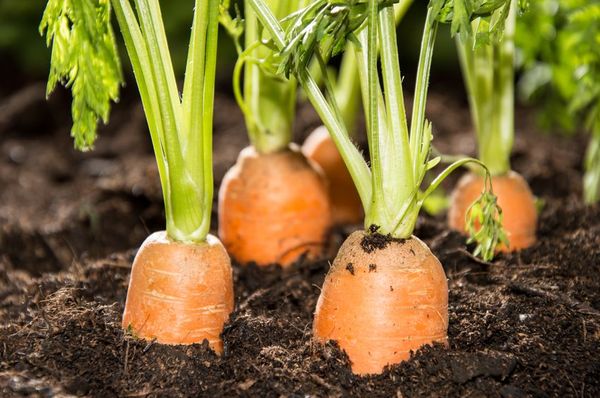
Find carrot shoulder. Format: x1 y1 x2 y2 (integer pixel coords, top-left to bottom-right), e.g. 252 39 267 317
313 230 448 375
218 145 332 267
122 231 234 354
448 171 537 251
302 126 363 225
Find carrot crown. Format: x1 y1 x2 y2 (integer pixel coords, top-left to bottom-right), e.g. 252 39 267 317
247 0 507 260
41 0 220 243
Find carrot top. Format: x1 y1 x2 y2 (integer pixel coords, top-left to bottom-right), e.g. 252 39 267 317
224 0 307 154
41 0 221 243
332 1 414 136
247 0 507 260
432 0 522 177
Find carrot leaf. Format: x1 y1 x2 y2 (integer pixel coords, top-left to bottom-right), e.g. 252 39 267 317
466 180 508 261
40 0 122 151
431 0 521 45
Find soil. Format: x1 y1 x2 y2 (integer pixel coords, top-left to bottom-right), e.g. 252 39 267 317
1 81 599 397
360 225 406 253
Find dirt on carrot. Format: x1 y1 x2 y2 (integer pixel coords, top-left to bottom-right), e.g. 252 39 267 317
218 144 332 267
360 225 406 253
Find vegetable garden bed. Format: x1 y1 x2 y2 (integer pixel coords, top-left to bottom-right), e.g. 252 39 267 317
1 91 598 397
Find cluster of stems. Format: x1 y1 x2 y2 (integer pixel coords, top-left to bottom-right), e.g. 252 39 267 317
110 0 219 243
235 0 305 154
456 0 517 177
247 0 505 259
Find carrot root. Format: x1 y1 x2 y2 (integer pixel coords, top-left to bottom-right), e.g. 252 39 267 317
218 144 332 267
448 170 537 251
313 230 448 375
302 126 363 225
122 231 234 354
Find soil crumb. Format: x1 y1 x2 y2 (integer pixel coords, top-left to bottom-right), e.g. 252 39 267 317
361 225 406 253
345 263 355 275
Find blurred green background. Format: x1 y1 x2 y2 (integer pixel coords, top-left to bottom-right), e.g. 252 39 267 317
0 1 460 90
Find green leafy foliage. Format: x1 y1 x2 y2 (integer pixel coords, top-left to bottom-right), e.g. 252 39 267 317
516 0 600 202
430 0 521 44
517 0 600 131
219 0 244 54
245 0 506 259
277 0 397 78
40 0 122 151
466 180 508 261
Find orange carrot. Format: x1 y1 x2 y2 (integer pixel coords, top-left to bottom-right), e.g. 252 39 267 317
303 126 364 225
218 145 332 267
42 0 233 351
448 171 537 251
122 232 234 353
313 230 448 375
245 0 501 377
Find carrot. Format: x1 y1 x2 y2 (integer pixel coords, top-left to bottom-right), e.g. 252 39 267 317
219 145 331 266
303 126 363 225
447 1 536 250
122 232 233 352
220 1 332 267
314 231 448 374
448 171 537 251
42 0 234 351
247 0 506 374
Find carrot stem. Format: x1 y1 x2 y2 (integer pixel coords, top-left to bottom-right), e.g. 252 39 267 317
455 0 516 177
246 0 373 208
584 120 600 203
236 0 302 154
111 0 219 243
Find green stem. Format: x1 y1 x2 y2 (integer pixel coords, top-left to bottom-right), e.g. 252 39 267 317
376 6 415 235
421 158 490 202
334 45 361 135
362 7 438 239
365 0 384 228
241 0 299 154
409 8 437 174
183 0 220 239
112 0 216 243
584 115 600 204
456 0 516 176
134 0 203 240
333 0 413 137
111 0 171 224
247 0 373 208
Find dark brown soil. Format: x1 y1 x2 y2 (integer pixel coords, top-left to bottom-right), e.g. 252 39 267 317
1 83 599 397
360 225 406 253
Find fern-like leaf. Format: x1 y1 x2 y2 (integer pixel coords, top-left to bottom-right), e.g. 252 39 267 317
40 0 122 151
